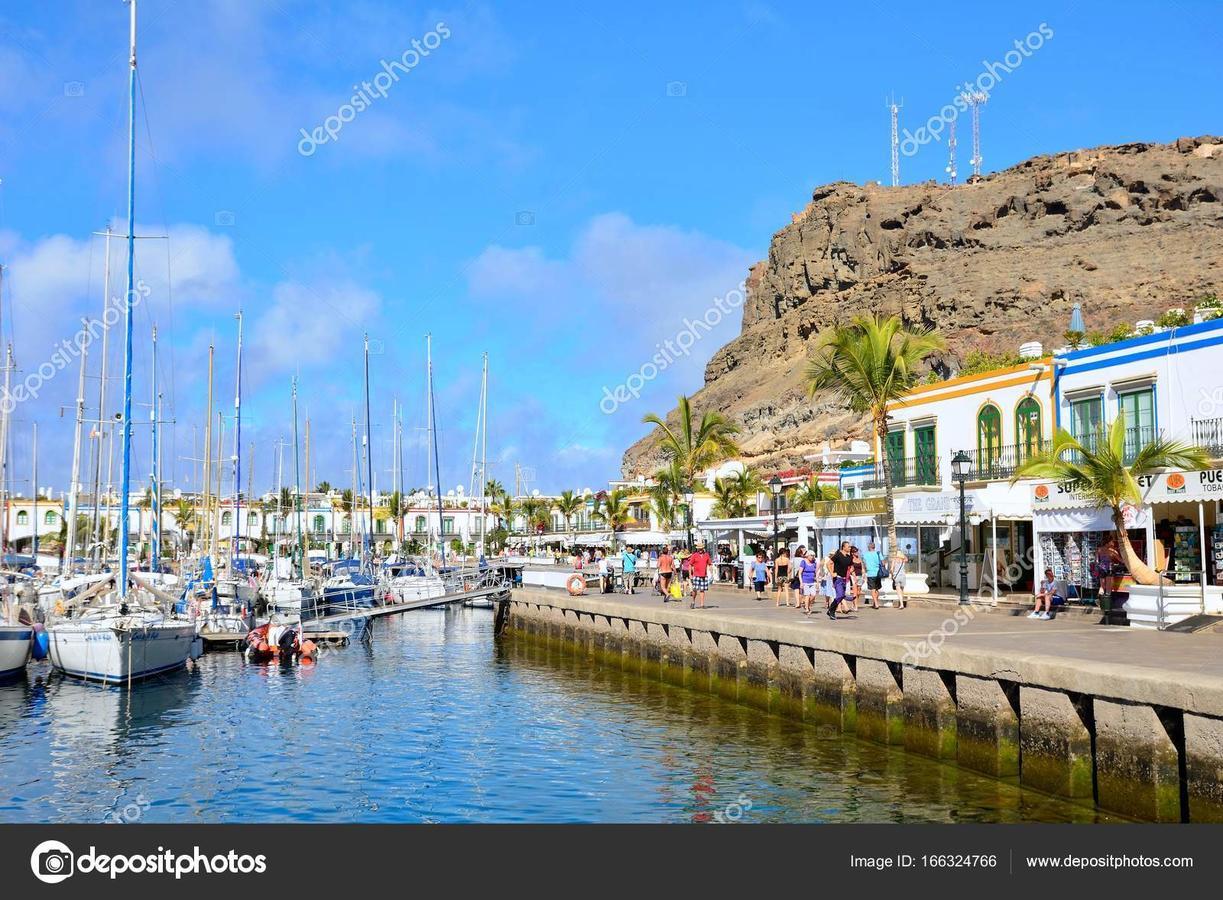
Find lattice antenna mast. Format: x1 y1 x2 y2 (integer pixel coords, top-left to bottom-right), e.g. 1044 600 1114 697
945 117 957 184
886 94 902 186
967 91 987 177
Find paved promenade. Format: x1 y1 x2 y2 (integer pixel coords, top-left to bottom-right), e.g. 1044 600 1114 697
513 581 1223 716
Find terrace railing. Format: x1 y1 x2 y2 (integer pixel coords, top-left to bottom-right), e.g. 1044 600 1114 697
862 455 941 491
957 440 1052 481
1192 417 1223 458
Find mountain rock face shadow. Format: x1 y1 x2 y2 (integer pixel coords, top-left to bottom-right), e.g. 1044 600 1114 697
623 136 1223 476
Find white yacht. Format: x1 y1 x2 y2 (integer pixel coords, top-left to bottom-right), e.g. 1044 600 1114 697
47 595 196 685
0 622 32 680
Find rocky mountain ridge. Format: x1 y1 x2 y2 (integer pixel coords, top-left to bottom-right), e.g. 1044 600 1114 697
622 135 1223 476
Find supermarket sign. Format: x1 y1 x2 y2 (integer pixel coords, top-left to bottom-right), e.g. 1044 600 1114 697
1031 467 1223 509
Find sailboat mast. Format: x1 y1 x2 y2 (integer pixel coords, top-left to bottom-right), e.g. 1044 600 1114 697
117 0 138 598
31 423 38 559
350 416 358 559
202 342 213 560
231 310 243 566
292 378 304 574
363 334 374 565
480 352 488 557
428 335 445 565
150 323 160 573
90 227 112 569
64 316 89 573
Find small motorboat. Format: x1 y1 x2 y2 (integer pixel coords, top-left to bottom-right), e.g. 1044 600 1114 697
243 617 317 663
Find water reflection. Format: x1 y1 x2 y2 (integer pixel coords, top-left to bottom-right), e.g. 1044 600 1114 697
0 609 1116 823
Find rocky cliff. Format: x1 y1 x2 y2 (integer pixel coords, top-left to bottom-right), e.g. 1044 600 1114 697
622 135 1223 476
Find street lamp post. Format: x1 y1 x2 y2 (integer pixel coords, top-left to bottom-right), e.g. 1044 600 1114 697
768 475 783 559
683 487 695 551
951 450 972 606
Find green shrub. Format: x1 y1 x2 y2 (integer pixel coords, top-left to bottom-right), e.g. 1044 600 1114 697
1156 308 1191 328
959 348 1023 376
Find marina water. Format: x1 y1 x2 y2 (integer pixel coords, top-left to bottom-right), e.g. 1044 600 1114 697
1 608 1116 823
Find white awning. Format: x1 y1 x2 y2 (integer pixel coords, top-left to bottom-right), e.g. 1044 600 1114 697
574 532 612 546
1034 505 1148 533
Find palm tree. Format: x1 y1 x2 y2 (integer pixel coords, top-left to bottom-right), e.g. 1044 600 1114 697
1013 414 1209 585
516 497 551 535
805 313 946 553
554 490 583 537
484 479 504 500
595 489 632 542
388 490 404 545
790 481 837 511
315 481 331 494
172 499 197 553
490 491 516 531
642 395 741 488
710 476 744 519
649 486 678 532
730 468 765 514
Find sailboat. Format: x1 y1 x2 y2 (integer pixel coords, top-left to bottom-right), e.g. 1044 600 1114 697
47 0 197 685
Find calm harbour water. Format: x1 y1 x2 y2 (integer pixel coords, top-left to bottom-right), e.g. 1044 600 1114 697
0 608 1115 823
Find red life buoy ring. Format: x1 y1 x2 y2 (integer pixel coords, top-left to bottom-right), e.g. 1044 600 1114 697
566 574 586 596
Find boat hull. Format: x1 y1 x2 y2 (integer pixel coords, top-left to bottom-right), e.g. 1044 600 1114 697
0 625 32 679
48 621 196 685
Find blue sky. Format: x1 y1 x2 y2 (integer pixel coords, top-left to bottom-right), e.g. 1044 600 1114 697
0 0 1219 502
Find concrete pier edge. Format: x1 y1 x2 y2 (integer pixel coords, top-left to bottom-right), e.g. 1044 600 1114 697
502 588 1223 822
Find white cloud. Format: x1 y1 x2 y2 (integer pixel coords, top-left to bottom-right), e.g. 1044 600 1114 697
248 279 381 375
465 211 755 396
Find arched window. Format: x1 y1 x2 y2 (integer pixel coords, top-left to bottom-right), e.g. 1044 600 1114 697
1015 396 1042 460
313 515 325 533
977 404 1003 472
16 510 28 525
45 510 58 525
221 511 232 526
414 516 427 534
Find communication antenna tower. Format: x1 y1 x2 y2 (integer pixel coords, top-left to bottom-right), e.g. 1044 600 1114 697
966 91 987 177
886 94 903 186
945 117 957 184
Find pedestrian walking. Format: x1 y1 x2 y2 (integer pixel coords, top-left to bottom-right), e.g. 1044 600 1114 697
658 546 675 601
621 546 639 594
829 541 854 619
774 546 792 607
751 551 770 599
862 539 884 610
688 541 713 609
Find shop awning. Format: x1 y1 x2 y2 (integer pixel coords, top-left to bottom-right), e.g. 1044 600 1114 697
1034 505 1148 533
574 532 612 546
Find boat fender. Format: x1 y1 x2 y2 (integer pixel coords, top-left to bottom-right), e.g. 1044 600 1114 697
31 623 49 661
566 574 586 596
300 640 318 660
